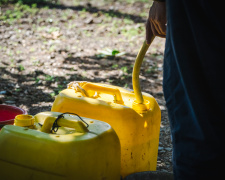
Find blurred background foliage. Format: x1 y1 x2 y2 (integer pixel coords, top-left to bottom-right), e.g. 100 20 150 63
0 0 57 5
0 0 151 5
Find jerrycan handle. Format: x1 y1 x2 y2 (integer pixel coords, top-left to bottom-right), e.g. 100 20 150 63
132 38 155 113
40 113 89 133
81 83 124 104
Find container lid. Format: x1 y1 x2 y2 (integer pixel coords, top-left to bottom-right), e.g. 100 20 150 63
14 115 34 127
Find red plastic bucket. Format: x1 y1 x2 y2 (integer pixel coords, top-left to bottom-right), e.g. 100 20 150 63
0 105 27 129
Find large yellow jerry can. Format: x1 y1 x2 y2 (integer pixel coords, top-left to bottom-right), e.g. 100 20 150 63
51 41 161 177
0 112 121 180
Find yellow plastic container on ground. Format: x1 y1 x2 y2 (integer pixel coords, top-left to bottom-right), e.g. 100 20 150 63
0 112 121 180
51 40 161 177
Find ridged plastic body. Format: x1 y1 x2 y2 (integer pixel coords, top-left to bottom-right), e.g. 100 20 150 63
0 112 121 180
51 83 161 177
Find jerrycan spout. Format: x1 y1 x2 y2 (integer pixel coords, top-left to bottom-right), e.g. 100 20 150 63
132 37 155 114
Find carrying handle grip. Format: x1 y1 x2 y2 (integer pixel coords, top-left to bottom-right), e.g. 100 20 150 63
132 38 155 113
40 113 89 133
82 83 124 104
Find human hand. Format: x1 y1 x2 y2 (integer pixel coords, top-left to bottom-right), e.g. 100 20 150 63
146 1 167 44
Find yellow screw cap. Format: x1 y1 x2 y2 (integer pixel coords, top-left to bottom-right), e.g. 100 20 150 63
14 115 34 127
132 100 150 114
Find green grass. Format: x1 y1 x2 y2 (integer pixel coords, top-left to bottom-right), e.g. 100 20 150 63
0 2 38 23
96 48 126 58
45 75 55 82
0 0 57 5
72 0 152 5
145 62 158 74
122 0 150 3
18 64 25 71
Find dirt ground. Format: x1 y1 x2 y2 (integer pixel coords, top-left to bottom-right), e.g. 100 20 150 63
0 0 172 173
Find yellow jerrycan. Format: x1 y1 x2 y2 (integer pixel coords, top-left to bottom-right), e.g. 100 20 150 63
52 40 161 177
0 112 121 180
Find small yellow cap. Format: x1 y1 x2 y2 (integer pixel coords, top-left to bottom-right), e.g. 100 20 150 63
132 100 150 114
14 115 34 127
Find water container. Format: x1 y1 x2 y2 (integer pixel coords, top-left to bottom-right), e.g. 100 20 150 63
0 112 121 180
51 41 161 177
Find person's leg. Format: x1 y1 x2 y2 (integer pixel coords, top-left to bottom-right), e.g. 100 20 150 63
164 1 225 179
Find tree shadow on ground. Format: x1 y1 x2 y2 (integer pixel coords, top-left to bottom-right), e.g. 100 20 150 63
0 47 158 115
61 52 155 88
0 66 95 114
42 2 146 23
0 0 147 23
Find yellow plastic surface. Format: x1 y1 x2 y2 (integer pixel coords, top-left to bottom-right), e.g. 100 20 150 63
132 41 150 105
51 82 161 177
0 111 121 180
14 114 35 127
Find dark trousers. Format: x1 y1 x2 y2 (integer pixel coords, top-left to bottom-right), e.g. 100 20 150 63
163 0 225 179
